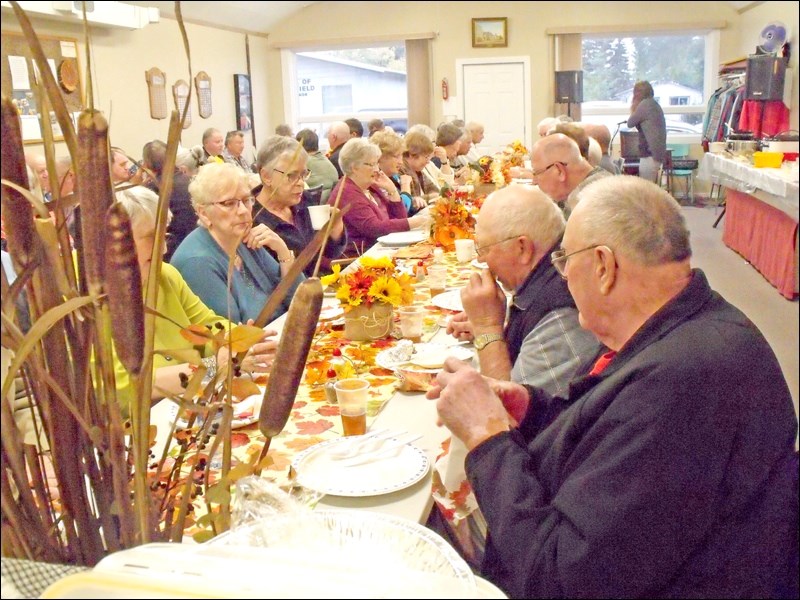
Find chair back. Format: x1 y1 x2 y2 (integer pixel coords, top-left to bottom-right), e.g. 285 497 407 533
619 131 641 160
304 184 325 206
667 143 690 159
666 144 698 172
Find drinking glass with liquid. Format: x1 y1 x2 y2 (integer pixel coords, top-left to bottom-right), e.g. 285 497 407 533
334 378 369 436
427 265 448 298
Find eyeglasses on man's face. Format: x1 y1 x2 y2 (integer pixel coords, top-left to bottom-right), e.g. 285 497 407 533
475 235 520 258
531 161 566 181
273 168 311 184
550 244 601 277
212 196 255 210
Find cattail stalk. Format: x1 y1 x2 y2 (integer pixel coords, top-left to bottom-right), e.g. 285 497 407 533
104 202 152 540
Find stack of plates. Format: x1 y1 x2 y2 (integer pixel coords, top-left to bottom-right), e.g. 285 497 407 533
377 230 429 247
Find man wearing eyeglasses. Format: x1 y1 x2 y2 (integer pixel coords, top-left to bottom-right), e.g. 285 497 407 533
447 185 600 390
429 176 798 599
529 133 611 216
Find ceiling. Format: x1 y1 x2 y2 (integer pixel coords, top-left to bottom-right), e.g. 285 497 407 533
120 1 319 35
120 1 761 36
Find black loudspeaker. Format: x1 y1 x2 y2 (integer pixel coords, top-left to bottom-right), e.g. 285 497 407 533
745 55 786 100
555 70 583 103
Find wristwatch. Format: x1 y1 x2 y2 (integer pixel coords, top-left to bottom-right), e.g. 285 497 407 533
474 333 504 350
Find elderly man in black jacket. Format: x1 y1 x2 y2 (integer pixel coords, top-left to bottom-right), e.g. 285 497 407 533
430 175 798 599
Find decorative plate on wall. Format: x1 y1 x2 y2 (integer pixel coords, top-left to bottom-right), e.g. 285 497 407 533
58 59 79 93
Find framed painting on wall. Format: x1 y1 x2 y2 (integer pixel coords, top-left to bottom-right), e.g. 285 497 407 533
472 18 508 48
234 74 253 131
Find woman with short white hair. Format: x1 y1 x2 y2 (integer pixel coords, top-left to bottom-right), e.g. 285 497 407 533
113 185 277 414
171 162 303 324
328 138 429 256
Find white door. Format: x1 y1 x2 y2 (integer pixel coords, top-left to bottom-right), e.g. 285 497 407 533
459 58 530 155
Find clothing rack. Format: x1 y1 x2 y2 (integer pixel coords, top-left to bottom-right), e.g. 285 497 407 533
720 72 746 87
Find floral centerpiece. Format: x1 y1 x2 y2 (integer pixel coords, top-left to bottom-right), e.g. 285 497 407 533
429 185 477 250
505 139 530 166
470 140 530 189
321 256 414 341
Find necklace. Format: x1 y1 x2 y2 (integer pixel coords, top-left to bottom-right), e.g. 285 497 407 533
234 253 256 291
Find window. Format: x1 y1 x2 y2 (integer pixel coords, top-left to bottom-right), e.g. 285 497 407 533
288 45 408 149
580 31 716 141
321 85 353 114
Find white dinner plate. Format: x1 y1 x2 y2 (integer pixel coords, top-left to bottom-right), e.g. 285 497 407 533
377 230 429 247
229 394 262 428
318 304 344 321
471 258 489 269
376 343 474 372
430 289 463 312
172 394 262 430
292 436 430 497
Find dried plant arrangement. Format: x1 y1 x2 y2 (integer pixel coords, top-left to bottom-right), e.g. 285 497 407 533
0 1 329 565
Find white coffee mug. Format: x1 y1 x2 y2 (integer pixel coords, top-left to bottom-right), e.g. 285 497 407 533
454 238 476 263
308 205 331 230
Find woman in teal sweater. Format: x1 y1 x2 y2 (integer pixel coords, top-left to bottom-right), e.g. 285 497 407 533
113 185 278 412
171 162 303 324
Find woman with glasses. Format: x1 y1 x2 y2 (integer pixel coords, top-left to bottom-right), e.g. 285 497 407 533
372 129 427 217
252 135 347 276
112 185 278 415
171 162 303 324
328 137 430 256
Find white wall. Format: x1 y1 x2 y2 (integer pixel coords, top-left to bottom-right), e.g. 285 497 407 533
2 11 270 161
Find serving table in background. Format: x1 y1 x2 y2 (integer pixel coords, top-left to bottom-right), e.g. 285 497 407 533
697 153 799 299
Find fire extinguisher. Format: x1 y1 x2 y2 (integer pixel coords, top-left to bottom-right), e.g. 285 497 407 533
441 78 449 100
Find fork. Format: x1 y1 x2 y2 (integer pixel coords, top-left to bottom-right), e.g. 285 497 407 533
336 434 423 468
324 429 394 460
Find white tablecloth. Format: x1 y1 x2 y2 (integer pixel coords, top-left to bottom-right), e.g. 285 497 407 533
697 153 799 221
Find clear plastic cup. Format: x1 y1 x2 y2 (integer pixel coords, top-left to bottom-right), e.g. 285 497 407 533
398 306 425 342
334 378 369 436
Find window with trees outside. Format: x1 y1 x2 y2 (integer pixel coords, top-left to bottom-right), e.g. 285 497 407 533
580 31 715 143
290 45 408 151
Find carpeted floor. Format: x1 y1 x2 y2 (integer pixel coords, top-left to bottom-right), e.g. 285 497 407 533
683 204 799 428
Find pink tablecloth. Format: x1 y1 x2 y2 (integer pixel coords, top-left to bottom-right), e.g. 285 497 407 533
722 189 798 299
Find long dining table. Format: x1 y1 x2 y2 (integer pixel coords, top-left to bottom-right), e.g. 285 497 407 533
150 239 481 535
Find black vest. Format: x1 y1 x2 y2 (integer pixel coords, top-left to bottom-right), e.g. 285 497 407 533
505 244 577 364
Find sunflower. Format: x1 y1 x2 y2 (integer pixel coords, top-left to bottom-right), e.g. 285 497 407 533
360 255 394 272
368 276 404 306
320 263 342 289
336 282 361 307
328 258 414 310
